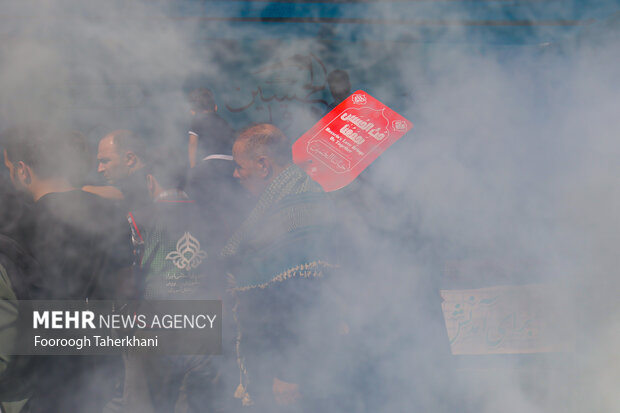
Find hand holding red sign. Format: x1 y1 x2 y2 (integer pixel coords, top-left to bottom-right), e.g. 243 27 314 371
293 90 413 192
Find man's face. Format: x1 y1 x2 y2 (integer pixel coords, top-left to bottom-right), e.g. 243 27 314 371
232 141 267 197
97 135 129 185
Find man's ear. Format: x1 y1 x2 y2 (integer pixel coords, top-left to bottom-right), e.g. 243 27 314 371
125 152 138 168
256 156 271 179
17 161 32 186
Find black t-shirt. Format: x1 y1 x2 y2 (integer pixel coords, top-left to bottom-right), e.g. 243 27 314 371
20 190 132 300
12 190 132 413
185 157 253 244
189 112 235 158
118 168 151 217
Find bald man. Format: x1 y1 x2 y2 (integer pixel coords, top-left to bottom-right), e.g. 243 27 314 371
85 130 152 278
81 130 147 201
87 130 149 206
96 130 146 185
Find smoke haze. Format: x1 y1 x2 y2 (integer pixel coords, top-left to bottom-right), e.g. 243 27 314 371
1 1 619 412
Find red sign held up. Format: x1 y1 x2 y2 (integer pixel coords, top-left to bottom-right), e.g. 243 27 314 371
293 90 413 192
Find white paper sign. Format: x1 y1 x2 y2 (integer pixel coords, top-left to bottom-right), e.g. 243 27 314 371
441 285 575 355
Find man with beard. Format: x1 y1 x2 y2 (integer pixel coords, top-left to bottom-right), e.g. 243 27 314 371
222 124 337 411
2 123 132 413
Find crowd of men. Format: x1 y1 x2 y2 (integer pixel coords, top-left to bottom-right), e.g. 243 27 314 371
0 89 342 413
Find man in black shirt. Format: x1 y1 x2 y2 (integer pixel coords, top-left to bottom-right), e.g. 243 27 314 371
185 88 249 241
325 69 351 113
4 125 132 300
2 123 133 413
92 129 152 273
187 88 235 168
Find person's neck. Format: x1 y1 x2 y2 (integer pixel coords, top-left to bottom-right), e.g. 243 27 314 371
272 162 292 179
259 162 292 195
31 178 77 202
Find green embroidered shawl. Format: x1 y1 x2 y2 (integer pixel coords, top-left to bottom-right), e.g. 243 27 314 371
221 164 335 291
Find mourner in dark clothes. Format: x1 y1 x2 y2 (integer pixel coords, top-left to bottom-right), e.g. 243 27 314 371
222 124 337 411
130 152 226 300
94 129 152 278
187 88 235 168
2 124 133 413
118 152 228 413
185 153 251 245
184 88 250 242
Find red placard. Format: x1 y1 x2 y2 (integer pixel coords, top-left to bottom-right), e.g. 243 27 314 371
293 90 413 192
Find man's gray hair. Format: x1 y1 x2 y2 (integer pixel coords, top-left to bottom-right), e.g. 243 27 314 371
235 123 292 166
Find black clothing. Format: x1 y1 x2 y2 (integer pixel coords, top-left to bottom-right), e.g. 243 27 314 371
186 157 252 246
115 169 151 290
117 168 151 220
19 190 132 300
15 190 132 413
189 112 235 159
122 192 228 413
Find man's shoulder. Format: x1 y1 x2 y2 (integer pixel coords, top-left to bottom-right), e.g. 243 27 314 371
260 167 333 236
38 188 116 207
272 165 328 205
191 112 234 138
36 190 127 233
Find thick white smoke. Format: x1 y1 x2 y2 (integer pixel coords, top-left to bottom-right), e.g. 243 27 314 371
1 1 619 412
